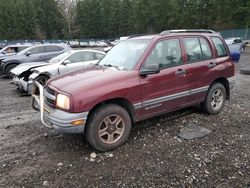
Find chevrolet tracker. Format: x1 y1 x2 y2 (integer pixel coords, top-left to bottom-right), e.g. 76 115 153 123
32 29 235 151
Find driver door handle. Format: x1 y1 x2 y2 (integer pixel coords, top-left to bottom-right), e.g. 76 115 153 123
175 69 186 75
208 62 217 68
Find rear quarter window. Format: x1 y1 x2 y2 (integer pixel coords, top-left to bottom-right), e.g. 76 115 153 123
211 37 228 57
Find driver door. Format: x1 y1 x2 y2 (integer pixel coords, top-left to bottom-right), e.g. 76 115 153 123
139 38 189 119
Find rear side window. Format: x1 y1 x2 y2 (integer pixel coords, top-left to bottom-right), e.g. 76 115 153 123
211 37 227 57
199 38 212 60
45 45 63 52
183 38 202 63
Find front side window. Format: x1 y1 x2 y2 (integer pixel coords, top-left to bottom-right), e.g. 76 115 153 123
30 46 44 54
66 52 85 63
82 52 94 61
183 38 202 63
211 37 227 57
98 39 151 71
144 38 183 69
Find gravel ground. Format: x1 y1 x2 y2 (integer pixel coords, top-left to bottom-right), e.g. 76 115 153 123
0 49 250 187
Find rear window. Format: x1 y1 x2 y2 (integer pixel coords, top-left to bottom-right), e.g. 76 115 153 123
211 37 227 57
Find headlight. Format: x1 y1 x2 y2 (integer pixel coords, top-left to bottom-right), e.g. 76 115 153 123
56 94 70 110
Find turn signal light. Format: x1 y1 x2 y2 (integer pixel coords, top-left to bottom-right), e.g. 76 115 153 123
71 119 85 126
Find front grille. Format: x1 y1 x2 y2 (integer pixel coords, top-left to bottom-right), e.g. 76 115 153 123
44 85 56 108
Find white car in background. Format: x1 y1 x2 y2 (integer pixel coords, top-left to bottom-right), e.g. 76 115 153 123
11 49 106 95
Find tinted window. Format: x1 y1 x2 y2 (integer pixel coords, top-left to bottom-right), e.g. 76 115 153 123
183 38 202 63
17 47 27 52
199 38 212 60
211 37 227 57
144 38 183 69
30 46 44 54
45 45 63 52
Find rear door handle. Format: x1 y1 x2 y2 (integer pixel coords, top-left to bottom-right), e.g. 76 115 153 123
175 69 186 75
208 62 217 68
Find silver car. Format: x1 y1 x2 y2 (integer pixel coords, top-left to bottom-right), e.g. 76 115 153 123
11 49 106 95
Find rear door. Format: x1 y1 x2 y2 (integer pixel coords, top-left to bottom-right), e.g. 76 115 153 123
139 38 189 119
182 36 216 103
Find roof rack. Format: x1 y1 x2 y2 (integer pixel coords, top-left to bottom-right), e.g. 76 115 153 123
160 29 217 35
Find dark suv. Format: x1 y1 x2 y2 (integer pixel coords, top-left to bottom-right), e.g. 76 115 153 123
0 44 71 77
33 29 235 151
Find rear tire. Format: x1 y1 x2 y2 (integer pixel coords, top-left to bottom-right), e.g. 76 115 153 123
86 104 131 151
202 83 226 115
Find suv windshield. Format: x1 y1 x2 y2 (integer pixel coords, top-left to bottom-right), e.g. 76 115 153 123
98 39 150 71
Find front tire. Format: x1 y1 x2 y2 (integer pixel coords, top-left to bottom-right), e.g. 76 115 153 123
35 75 50 86
202 83 226 115
86 104 132 151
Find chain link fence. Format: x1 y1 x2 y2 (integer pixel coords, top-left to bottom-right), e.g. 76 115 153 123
1 28 250 48
220 28 250 40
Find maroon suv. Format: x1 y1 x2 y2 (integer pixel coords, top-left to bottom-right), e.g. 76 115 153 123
32 29 235 151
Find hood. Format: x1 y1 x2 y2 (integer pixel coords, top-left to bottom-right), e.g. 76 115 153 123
11 62 49 75
0 53 16 57
48 66 134 95
2 53 24 62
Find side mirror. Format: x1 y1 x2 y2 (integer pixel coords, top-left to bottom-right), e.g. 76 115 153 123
26 51 31 56
140 63 160 76
62 60 70 65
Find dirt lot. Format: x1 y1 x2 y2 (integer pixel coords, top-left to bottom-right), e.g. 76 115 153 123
0 50 250 188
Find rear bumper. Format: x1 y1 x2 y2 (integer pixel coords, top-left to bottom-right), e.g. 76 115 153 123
32 81 88 134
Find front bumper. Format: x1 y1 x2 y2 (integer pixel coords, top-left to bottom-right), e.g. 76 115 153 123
12 76 33 94
32 81 89 134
